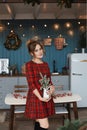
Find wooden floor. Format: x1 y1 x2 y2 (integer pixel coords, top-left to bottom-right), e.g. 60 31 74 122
0 108 87 130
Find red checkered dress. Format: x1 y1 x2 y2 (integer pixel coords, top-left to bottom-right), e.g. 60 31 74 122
25 60 55 119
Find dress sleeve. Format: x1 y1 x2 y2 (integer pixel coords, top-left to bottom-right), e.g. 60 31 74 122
25 62 36 91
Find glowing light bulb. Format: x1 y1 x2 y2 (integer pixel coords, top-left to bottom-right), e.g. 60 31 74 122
65 22 71 28
32 25 35 29
44 24 47 27
53 24 59 30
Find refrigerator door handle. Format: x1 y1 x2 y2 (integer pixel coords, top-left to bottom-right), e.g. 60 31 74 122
72 73 82 76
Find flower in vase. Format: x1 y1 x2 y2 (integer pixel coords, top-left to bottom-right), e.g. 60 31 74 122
39 72 51 90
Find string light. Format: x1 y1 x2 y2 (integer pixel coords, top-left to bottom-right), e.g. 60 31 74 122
19 24 23 27
53 23 60 30
7 22 10 25
3 21 84 47
68 30 74 36
78 21 80 25
10 29 14 33
44 24 47 27
48 36 50 38
65 22 72 28
23 34 25 37
0 24 5 32
79 25 86 32
32 25 35 29
0 21 6 32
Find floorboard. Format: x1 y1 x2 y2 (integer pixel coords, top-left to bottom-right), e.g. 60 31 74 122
0 108 87 130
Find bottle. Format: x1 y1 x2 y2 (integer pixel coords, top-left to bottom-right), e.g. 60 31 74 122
53 60 56 72
10 70 13 76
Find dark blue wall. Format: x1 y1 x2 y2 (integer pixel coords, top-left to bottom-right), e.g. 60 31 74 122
0 19 86 73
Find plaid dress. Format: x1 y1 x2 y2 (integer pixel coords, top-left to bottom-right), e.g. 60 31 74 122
25 60 55 119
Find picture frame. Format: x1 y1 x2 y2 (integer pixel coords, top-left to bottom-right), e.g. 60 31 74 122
0 59 9 74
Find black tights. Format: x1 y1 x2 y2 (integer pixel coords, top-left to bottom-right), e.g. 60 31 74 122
34 122 48 130
34 122 40 130
39 127 48 130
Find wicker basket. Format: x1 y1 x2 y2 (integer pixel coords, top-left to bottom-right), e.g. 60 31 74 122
54 37 64 50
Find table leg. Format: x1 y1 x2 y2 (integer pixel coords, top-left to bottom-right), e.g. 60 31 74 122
73 102 78 119
9 105 14 130
66 103 71 120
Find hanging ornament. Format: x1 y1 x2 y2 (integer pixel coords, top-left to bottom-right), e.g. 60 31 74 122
4 30 21 50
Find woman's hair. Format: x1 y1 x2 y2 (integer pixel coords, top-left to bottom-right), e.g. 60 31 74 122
26 40 45 54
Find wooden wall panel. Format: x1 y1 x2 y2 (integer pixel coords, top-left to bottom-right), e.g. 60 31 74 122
0 19 86 73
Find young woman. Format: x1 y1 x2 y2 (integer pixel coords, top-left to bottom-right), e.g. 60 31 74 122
24 40 55 130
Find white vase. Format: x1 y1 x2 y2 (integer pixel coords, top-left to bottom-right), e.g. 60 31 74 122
10 70 13 76
43 88 49 99
82 48 85 53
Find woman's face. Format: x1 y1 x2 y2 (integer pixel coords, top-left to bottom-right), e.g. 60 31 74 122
32 44 44 59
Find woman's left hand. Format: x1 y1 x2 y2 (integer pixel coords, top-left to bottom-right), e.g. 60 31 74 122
47 85 55 96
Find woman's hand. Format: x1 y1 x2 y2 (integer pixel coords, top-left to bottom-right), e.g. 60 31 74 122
47 85 55 96
39 86 55 102
40 97 51 102
33 89 51 102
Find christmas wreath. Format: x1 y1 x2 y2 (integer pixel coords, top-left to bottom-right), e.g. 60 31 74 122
4 31 21 50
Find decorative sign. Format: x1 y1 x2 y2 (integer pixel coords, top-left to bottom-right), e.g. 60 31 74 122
43 38 52 46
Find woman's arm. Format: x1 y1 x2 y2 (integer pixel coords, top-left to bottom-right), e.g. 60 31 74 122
26 62 51 102
26 62 36 91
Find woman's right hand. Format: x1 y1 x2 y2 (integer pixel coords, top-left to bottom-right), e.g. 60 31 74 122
33 89 51 102
40 97 51 102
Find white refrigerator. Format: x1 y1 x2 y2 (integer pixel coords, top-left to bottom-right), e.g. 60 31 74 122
69 53 87 107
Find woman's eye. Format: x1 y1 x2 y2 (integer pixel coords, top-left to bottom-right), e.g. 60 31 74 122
40 48 42 50
34 48 42 52
34 50 38 52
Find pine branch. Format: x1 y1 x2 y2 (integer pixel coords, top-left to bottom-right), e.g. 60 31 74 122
39 72 51 90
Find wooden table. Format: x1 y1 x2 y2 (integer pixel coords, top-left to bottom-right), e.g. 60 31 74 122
53 92 81 120
5 91 81 130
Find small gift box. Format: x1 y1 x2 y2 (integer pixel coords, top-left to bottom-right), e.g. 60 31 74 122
39 72 51 99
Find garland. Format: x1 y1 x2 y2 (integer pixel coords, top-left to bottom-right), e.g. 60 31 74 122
4 31 21 50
